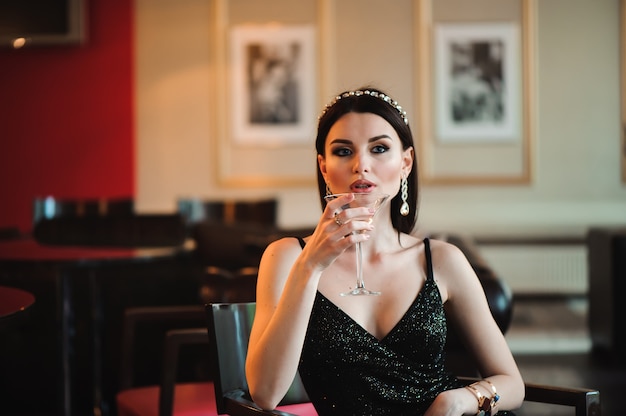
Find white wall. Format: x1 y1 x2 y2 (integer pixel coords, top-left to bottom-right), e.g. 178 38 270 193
135 0 625 237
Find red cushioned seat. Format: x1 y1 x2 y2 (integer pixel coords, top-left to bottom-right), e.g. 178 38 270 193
117 382 216 416
116 381 316 416
275 402 317 415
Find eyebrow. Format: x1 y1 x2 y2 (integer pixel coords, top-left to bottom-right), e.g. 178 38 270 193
329 135 392 145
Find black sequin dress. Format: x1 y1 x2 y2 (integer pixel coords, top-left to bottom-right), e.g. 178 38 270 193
296 237 514 416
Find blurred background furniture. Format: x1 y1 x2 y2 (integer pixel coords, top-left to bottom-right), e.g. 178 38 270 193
115 265 262 415
435 233 513 376
0 238 198 416
199 266 259 305
207 302 601 416
0 285 35 330
192 222 272 271
587 226 626 363
177 198 278 228
115 305 215 416
206 302 316 416
181 197 280 271
33 196 135 224
33 214 187 247
32 196 186 247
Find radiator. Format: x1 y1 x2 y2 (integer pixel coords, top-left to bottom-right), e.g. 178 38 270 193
478 244 588 295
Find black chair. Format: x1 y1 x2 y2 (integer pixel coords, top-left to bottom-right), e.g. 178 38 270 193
115 305 216 416
206 302 602 416
31 196 189 247
587 226 626 362
32 196 134 224
192 221 280 271
115 266 259 416
206 302 315 416
438 233 514 376
199 266 259 305
178 198 278 227
32 213 187 247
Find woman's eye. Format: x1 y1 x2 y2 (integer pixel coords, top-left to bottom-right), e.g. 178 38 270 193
332 147 352 157
372 144 389 154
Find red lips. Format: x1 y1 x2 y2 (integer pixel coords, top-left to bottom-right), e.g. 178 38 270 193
350 180 376 193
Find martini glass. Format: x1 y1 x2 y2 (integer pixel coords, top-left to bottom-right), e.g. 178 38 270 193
324 193 390 296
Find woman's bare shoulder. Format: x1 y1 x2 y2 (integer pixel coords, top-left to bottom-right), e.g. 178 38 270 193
266 235 308 252
426 238 481 299
426 237 466 259
260 235 309 267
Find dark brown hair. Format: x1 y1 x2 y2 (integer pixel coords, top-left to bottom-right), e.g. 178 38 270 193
315 87 419 234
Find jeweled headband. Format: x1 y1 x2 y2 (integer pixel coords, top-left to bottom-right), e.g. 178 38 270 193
319 89 409 125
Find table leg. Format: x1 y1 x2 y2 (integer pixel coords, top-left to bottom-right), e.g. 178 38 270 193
58 267 73 416
90 269 104 416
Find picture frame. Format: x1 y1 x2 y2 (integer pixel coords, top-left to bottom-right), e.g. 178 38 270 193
230 24 317 146
621 0 626 183
210 0 332 187
434 22 521 143
415 0 535 185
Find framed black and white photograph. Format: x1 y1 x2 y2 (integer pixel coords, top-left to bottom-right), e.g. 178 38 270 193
434 22 521 143
622 0 626 184
230 24 316 146
415 0 534 185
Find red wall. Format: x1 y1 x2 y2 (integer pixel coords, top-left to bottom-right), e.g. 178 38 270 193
0 0 134 233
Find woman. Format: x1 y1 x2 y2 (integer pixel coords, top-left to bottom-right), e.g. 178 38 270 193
246 87 524 415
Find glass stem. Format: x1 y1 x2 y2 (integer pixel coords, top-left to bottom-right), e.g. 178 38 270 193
355 241 364 289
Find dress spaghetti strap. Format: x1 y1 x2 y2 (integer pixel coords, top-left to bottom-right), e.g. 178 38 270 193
424 238 434 282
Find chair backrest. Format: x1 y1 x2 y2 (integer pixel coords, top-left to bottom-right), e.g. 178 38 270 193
193 222 278 270
178 199 278 226
33 196 134 224
206 302 309 414
32 214 186 247
199 267 259 304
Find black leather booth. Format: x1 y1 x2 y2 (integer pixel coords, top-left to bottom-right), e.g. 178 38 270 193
587 226 626 362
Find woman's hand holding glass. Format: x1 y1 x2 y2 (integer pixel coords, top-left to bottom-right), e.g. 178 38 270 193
324 193 390 296
300 193 372 272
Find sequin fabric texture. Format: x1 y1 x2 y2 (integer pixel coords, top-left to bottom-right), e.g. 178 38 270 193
297 238 515 415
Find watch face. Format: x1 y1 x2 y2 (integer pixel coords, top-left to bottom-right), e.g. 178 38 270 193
479 397 491 411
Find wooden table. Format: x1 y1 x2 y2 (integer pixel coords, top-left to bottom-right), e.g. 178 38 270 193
0 238 195 416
